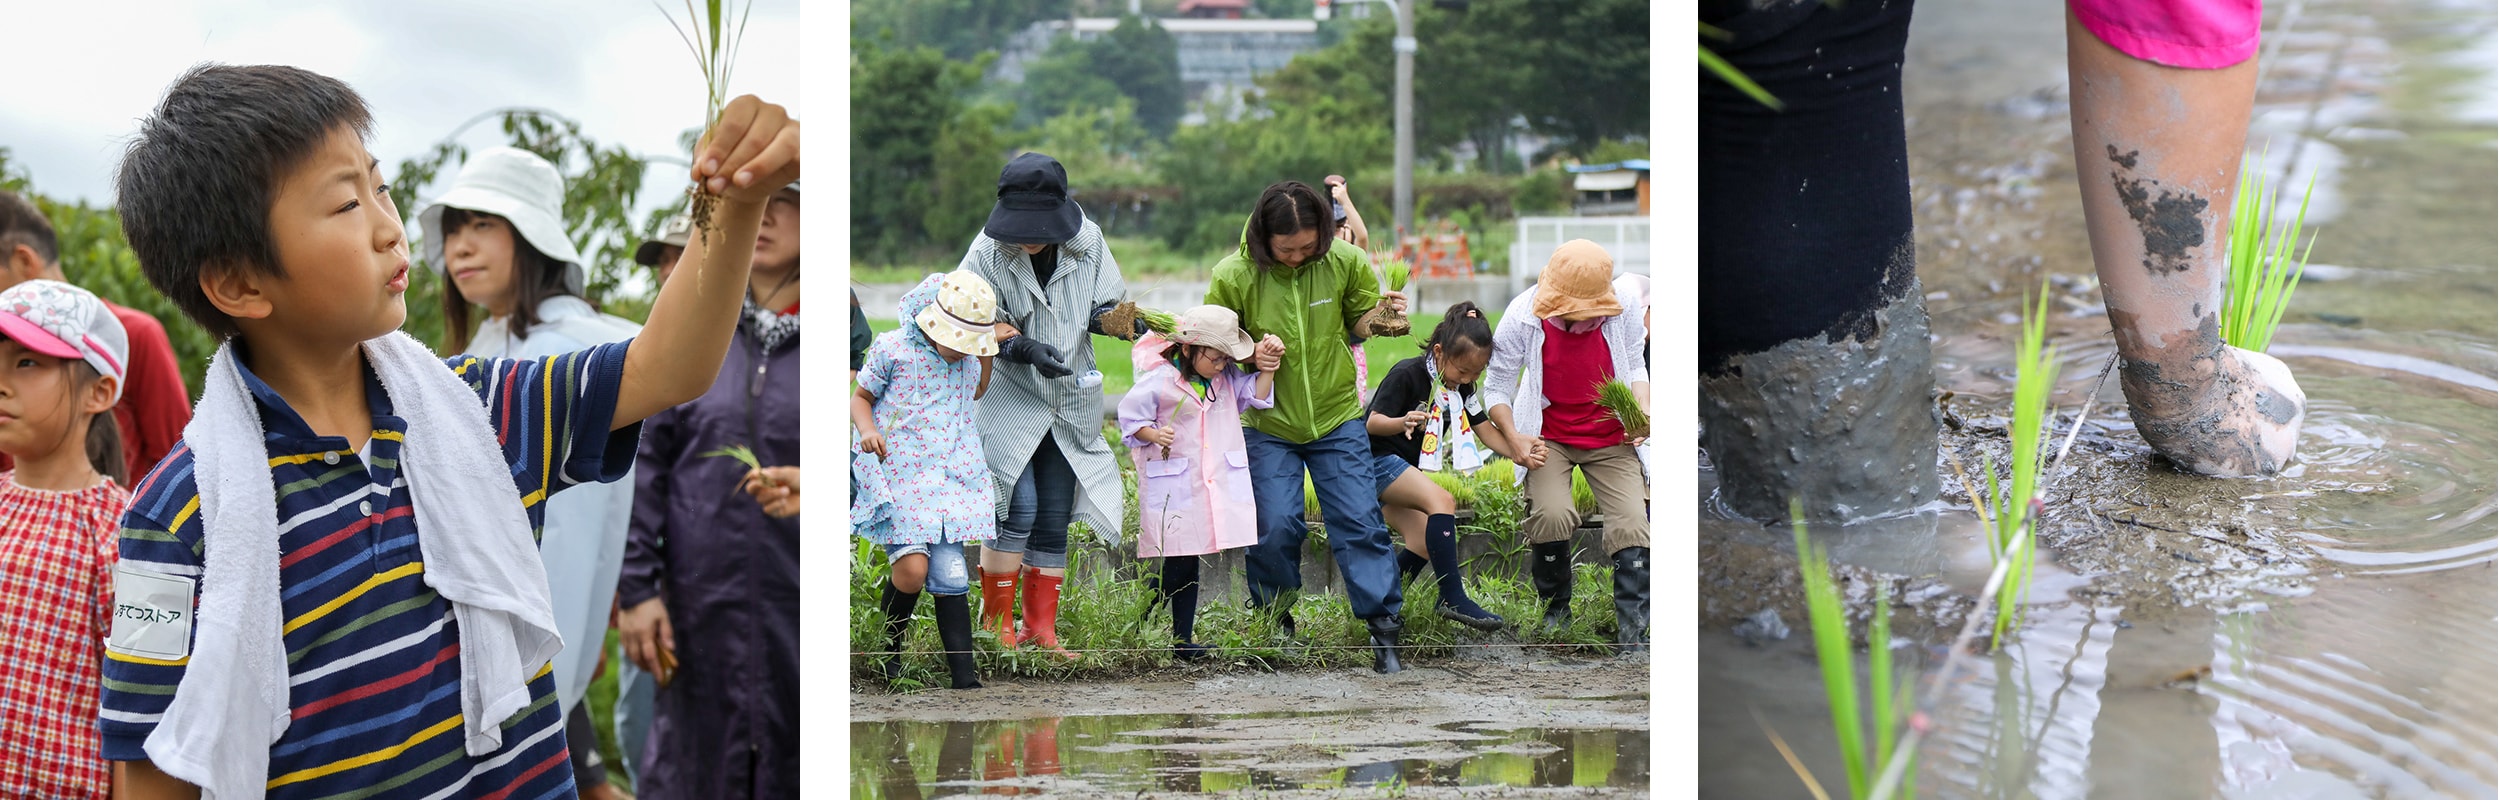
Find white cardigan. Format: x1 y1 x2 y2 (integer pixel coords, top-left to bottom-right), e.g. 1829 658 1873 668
1483 285 1650 446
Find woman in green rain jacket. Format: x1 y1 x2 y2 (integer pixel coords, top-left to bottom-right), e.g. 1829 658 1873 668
1203 180 1413 673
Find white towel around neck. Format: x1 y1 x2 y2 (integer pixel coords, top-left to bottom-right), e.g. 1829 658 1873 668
146 331 561 799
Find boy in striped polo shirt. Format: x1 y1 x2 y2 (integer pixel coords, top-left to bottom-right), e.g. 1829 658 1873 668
98 64 797 799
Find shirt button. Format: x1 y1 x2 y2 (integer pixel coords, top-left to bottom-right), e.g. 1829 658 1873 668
324 452 340 465
359 501 373 516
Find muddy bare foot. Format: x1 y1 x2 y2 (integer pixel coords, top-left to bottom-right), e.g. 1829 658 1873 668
2121 340 2305 477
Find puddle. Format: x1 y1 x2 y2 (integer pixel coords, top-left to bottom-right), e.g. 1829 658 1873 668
1702 0 2495 796
850 715 1648 796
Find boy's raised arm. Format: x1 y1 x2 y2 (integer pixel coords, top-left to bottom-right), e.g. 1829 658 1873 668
613 95 801 430
115 760 199 800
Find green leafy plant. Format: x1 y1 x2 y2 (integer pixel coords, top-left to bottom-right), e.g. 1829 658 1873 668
657 0 755 245
2220 147 2319 353
1783 497 1916 799
1595 378 1649 440
1385 259 1411 293
1136 306 1178 336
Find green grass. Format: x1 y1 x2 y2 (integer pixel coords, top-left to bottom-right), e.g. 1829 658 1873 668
2221 148 2319 353
864 312 1456 397
853 235 1223 283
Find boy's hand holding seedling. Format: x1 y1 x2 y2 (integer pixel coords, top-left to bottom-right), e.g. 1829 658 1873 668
612 94 799 428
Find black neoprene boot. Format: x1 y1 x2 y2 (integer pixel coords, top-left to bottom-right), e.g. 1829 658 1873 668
1530 540 1574 635
878 581 922 684
933 593 982 690
1366 615 1405 674
1612 546 1650 655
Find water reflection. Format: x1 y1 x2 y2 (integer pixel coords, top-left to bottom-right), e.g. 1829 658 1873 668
849 714 1649 797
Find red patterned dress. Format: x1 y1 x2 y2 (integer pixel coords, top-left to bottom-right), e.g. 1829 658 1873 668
0 475 127 797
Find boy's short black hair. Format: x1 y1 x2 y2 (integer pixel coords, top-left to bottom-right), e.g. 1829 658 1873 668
115 63 373 339
0 189 57 266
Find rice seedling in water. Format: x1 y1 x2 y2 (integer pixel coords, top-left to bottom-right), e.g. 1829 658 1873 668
1595 378 1649 440
657 0 755 248
1782 497 1917 799
2220 146 2319 353
1982 286 2060 649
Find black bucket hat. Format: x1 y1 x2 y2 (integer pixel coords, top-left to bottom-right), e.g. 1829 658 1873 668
982 152 1083 245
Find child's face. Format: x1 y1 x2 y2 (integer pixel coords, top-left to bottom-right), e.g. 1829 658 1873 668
933 341 969 362
253 126 409 343
444 213 519 317
0 341 101 461
1189 345 1233 380
1435 343 1490 386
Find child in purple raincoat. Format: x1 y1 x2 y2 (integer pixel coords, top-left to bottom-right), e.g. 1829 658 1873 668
1117 305 1279 660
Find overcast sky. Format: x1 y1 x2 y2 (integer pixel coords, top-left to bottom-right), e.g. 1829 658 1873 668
0 0 801 221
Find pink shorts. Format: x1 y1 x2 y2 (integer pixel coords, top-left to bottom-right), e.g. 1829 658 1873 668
2070 0 2262 69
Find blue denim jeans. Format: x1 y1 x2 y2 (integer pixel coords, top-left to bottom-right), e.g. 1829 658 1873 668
991 433 1074 570
1244 418 1402 620
885 541 972 597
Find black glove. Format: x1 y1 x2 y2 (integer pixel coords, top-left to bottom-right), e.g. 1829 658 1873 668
998 335 1072 379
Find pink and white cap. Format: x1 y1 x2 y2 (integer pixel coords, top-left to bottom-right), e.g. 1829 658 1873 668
0 280 128 402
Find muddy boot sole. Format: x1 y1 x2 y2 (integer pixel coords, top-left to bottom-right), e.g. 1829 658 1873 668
1436 603 1508 632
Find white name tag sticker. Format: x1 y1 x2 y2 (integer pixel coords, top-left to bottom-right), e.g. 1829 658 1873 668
108 568 196 660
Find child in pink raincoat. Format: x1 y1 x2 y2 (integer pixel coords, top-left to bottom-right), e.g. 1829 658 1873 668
1117 305 1280 660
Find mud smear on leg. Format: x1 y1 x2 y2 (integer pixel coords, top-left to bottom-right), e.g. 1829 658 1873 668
2112 309 2277 475
2107 147 2209 276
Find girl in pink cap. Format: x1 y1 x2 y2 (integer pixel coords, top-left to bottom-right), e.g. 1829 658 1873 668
0 278 130 797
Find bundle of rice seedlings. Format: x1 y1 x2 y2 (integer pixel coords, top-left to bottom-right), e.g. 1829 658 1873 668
658 0 755 249
2221 146 2319 353
1385 259 1411 293
1098 301 1174 339
1595 379 1649 440
1370 259 1414 337
1136 305 1178 336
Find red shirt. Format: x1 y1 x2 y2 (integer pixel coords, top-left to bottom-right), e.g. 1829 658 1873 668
1539 318 1625 450
0 303 191 482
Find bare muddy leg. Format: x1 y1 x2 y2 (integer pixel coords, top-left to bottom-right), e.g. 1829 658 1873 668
1699 0 1939 522
2066 11 2304 477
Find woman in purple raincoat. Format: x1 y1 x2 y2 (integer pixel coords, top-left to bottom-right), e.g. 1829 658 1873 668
616 182 803 799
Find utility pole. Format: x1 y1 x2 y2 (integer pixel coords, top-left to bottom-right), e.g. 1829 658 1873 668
1318 0 1415 241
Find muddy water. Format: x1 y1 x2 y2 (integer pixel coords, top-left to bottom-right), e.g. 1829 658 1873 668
1699 0 2497 796
852 658 1649 797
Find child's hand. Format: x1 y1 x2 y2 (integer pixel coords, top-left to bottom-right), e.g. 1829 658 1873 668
1401 409 1429 439
1138 425 1177 448
1254 335 1285 371
1515 434 1549 469
693 95 801 204
743 467 801 518
857 429 889 460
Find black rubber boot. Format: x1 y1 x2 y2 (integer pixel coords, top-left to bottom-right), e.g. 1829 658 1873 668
1366 615 1405 674
1530 540 1575 635
1426 514 1504 631
933 593 982 690
1611 547 1650 655
878 582 922 684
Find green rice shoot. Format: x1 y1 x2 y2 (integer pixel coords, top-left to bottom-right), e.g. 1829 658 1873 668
1989 284 2060 649
2220 146 2319 353
1136 306 1179 336
1701 28 1782 111
701 444 780 487
1595 379 1649 440
1784 497 1917 800
1385 259 1411 293
657 0 755 244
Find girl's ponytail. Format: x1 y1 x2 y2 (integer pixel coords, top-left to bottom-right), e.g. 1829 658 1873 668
86 408 124 487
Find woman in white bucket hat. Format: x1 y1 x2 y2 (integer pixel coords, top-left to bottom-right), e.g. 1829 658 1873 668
418 146 640 800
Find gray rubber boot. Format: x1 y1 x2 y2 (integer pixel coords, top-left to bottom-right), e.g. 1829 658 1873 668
1700 278 1940 523
1611 547 1649 655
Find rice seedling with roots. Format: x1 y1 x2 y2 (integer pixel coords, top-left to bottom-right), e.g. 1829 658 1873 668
2220 145 2320 353
657 0 755 249
1371 259 1414 337
1595 378 1649 440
